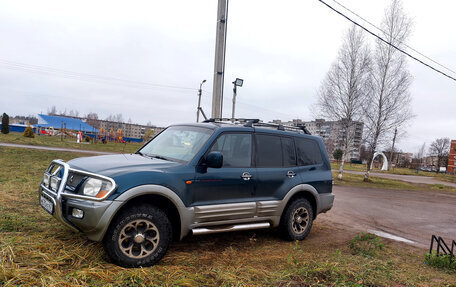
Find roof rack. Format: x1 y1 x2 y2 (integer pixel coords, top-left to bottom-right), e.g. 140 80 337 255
202 118 311 135
203 118 259 123
253 122 311 135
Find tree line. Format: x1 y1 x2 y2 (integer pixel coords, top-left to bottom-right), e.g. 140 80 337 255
316 0 415 181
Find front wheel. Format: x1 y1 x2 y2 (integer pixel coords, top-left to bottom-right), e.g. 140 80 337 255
103 205 172 267
280 198 314 241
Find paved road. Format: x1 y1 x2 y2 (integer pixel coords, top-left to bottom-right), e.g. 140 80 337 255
319 185 456 248
342 170 456 188
0 142 116 155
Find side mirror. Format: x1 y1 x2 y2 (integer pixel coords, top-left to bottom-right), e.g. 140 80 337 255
205 151 223 168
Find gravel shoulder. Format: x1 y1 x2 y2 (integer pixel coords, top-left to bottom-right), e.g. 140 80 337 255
0 142 116 155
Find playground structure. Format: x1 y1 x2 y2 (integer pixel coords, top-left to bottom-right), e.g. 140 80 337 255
98 127 126 143
370 151 388 171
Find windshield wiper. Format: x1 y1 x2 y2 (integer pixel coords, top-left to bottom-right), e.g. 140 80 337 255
149 154 170 161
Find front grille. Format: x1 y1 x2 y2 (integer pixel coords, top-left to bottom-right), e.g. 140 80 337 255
41 162 67 197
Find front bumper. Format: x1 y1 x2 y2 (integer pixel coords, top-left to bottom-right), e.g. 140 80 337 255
38 160 116 238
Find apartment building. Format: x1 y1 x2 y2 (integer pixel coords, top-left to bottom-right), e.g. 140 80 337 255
271 118 363 160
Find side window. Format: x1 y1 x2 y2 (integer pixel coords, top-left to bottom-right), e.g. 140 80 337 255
295 138 323 166
255 134 282 167
209 133 252 167
282 137 296 167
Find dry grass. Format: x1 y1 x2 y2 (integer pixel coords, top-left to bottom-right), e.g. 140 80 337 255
1 147 455 286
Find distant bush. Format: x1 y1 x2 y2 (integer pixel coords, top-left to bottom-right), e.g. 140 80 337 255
333 149 343 162
85 136 90 142
23 124 34 138
1 113 9 134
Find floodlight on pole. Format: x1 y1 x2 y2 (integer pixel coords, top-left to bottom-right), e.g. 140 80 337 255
231 78 244 122
196 79 207 123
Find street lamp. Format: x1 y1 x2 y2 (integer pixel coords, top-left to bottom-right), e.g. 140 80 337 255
231 78 243 122
196 79 206 122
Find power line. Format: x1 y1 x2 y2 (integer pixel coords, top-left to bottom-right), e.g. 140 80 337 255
318 0 456 82
329 0 456 76
0 58 198 92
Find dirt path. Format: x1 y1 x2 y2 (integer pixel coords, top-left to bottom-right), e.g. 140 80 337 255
343 170 456 188
0 142 116 155
318 185 456 248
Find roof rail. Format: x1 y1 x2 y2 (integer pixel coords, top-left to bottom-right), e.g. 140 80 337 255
202 118 259 124
254 122 311 135
202 118 311 135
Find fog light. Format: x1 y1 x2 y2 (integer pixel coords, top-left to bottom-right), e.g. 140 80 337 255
50 176 60 191
43 174 50 187
72 208 84 219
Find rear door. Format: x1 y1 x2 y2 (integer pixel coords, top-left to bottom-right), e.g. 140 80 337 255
253 134 302 201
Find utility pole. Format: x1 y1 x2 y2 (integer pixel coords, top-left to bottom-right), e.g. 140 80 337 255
211 0 229 119
231 83 237 123
388 127 398 170
196 80 206 122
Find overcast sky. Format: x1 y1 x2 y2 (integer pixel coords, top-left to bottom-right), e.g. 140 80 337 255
1 0 455 153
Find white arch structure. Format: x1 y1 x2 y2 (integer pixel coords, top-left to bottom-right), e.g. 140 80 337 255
370 152 388 171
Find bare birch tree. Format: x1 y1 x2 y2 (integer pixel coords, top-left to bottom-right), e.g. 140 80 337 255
416 142 426 167
316 25 371 180
363 0 413 181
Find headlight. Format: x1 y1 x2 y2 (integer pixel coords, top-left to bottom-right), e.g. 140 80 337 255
42 174 50 187
50 176 60 191
82 178 113 198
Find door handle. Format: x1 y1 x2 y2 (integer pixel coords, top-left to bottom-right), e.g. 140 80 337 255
286 170 296 178
241 172 252 181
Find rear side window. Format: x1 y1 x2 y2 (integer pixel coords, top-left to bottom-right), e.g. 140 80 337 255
255 135 297 167
295 138 322 166
281 137 296 167
209 133 252 167
255 134 282 167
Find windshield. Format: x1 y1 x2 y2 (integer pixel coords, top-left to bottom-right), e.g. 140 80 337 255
138 126 213 163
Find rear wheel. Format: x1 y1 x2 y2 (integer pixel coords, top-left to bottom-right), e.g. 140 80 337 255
280 198 314 241
104 205 172 267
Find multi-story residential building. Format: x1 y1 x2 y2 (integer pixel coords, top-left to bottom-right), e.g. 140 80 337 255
94 120 162 140
271 118 364 160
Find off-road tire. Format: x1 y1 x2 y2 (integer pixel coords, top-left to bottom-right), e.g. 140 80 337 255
103 204 172 268
279 198 314 241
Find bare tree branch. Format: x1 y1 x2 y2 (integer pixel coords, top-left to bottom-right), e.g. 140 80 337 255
363 0 414 181
316 25 371 180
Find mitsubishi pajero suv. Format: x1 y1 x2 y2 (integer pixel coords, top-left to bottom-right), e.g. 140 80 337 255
39 119 334 267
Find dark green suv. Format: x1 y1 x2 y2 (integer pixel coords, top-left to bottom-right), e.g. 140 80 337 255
39 119 334 267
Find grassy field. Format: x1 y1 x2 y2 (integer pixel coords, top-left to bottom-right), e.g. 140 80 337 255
333 172 456 193
1 147 455 286
0 132 143 154
332 162 456 184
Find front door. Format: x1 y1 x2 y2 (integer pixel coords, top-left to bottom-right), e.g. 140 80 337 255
191 132 255 206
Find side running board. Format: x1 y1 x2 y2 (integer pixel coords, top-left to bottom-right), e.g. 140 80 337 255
192 222 270 235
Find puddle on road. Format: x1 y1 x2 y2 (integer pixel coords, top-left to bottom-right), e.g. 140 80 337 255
368 229 415 244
